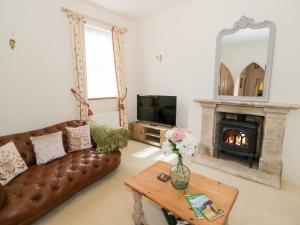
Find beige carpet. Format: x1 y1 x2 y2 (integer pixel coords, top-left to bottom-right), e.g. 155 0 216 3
34 140 300 225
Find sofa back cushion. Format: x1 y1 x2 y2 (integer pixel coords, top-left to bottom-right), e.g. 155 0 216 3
0 120 85 167
0 141 28 185
30 131 67 165
65 125 93 152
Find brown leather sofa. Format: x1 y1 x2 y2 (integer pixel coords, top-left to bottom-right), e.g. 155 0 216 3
0 120 121 225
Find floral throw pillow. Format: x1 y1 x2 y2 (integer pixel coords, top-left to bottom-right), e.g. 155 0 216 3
0 141 28 186
65 125 92 152
30 131 66 165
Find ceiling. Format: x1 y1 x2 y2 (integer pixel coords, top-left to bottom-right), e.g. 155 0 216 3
84 0 188 19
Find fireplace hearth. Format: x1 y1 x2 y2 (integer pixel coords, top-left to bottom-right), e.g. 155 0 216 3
217 119 258 168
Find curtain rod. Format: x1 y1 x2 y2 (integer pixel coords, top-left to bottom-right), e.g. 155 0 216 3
61 7 128 33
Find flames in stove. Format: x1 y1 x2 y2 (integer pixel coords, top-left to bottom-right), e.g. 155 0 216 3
223 129 249 148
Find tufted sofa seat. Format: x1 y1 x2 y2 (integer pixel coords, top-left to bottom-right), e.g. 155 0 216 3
0 120 121 225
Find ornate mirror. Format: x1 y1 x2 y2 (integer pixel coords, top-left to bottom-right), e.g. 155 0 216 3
214 16 276 101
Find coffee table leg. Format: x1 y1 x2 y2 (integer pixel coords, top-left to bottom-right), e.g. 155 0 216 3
132 191 148 225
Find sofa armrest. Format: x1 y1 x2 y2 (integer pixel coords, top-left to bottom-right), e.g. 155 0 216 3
0 186 6 209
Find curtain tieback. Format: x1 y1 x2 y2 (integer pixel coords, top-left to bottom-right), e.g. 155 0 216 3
119 88 127 110
71 88 93 116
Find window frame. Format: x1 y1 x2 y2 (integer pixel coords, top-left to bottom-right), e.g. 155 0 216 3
88 96 118 101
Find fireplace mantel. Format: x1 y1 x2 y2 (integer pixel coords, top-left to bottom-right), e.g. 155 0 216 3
193 98 300 188
194 98 300 111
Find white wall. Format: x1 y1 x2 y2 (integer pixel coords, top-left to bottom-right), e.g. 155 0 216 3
136 0 300 185
0 0 138 135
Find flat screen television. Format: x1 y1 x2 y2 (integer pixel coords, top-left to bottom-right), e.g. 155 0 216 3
137 95 177 126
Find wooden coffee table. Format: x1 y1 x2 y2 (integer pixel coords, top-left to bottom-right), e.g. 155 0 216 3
124 161 238 225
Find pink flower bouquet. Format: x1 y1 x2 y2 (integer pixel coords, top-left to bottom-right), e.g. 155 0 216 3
162 127 197 157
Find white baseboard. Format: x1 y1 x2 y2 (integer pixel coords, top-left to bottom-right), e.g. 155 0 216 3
282 171 300 186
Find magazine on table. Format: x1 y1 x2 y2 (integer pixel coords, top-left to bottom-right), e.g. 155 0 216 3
185 194 224 221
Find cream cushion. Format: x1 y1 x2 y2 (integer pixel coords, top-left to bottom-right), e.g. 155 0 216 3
30 131 66 165
65 125 92 152
0 141 28 186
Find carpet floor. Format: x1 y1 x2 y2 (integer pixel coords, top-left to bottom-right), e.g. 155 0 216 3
34 140 300 225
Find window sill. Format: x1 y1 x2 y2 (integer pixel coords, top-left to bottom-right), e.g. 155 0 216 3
88 97 119 100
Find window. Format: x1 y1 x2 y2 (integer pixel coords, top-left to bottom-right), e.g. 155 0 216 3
84 24 118 99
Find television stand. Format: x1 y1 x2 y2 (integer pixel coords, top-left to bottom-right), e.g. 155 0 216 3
129 121 171 147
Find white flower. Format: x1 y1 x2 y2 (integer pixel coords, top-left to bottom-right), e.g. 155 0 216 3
165 130 173 139
162 140 173 156
176 133 197 156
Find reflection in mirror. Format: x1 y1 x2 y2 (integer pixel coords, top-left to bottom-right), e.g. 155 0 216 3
219 63 234 95
219 27 270 97
238 62 265 96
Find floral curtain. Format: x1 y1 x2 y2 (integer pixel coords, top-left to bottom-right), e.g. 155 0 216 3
112 26 128 128
63 8 88 121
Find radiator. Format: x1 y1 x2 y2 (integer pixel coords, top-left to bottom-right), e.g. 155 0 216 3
91 112 120 127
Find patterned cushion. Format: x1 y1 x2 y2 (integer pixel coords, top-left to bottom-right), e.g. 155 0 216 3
0 142 28 186
65 125 92 152
30 131 66 165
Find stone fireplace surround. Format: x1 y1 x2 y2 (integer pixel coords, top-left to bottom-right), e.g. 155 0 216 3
192 99 300 188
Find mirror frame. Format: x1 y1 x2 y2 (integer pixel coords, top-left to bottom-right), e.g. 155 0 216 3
214 16 276 102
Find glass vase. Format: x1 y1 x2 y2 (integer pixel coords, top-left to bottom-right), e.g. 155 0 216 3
170 154 191 190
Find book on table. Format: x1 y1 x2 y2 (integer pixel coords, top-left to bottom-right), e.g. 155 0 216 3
185 194 224 221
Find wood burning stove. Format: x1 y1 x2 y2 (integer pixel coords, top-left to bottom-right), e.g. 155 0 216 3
217 119 258 168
